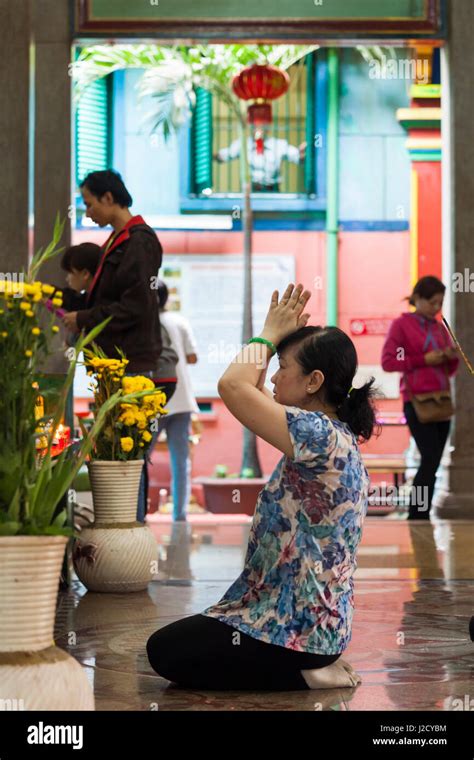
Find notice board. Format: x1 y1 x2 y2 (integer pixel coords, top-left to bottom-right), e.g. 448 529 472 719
161 254 295 398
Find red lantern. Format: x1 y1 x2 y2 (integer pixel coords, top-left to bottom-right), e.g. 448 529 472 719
232 64 290 154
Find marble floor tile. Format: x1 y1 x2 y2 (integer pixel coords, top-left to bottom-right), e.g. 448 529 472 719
56 516 474 711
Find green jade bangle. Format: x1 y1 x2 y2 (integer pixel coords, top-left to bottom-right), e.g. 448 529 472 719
248 336 277 355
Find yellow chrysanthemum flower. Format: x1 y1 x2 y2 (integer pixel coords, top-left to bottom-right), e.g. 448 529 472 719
26 310 34 318
120 437 134 453
122 376 155 394
121 378 136 394
141 430 152 443
20 302 30 311
41 284 55 295
51 298 63 308
25 350 33 357
32 327 41 336
2 284 20 297
135 412 148 430
119 411 137 427
143 393 166 415
52 325 59 333
1 332 7 338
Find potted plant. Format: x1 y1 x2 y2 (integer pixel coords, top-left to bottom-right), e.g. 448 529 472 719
194 464 267 516
0 221 113 710
73 346 167 593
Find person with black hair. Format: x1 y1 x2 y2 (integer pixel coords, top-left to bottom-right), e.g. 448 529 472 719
382 275 459 520
59 242 101 307
137 315 179 523
61 170 164 522
147 283 377 691
54 242 102 347
151 279 199 523
62 170 163 375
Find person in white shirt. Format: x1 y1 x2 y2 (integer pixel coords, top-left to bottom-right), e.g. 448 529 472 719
154 280 200 522
215 128 306 192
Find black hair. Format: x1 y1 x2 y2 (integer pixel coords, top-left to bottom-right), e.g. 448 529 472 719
276 325 380 443
156 279 169 310
407 275 445 306
60 242 102 276
80 169 133 208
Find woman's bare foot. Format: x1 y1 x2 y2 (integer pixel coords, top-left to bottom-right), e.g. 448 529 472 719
301 659 362 689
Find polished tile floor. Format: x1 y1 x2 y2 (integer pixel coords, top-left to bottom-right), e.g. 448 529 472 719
55 512 474 711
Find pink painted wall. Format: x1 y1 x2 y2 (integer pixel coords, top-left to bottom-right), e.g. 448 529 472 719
72 228 411 483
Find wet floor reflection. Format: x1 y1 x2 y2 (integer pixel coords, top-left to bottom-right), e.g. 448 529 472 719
54 516 474 710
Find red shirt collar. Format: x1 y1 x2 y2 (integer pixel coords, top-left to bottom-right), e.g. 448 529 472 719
87 215 147 302
102 214 147 253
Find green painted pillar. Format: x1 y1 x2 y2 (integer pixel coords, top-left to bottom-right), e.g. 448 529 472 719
326 49 339 327
192 87 213 193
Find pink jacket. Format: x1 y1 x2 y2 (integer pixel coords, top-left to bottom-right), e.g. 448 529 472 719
381 312 459 403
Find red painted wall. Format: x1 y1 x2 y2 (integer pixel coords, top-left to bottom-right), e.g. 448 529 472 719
416 162 442 279
72 228 410 488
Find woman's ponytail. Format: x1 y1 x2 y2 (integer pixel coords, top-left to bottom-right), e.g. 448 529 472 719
337 377 380 442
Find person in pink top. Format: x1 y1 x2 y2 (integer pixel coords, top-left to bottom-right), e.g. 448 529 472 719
381 276 459 519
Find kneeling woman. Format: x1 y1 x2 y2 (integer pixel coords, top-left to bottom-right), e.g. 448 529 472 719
147 284 377 691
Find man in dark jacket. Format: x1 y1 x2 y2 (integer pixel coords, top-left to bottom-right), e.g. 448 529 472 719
62 170 162 374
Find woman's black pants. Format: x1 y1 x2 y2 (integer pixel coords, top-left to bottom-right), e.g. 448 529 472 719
146 614 341 691
403 401 451 519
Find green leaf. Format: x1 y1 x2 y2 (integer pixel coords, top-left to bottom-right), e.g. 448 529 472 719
29 214 66 280
0 521 21 536
52 510 68 528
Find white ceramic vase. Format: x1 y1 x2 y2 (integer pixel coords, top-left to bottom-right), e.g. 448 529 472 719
73 460 157 593
0 535 94 710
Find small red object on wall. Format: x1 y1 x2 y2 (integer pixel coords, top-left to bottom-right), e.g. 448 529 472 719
350 318 394 336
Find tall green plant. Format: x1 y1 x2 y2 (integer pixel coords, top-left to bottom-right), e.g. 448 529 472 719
0 225 167 536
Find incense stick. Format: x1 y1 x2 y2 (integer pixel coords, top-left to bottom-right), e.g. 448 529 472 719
442 316 474 375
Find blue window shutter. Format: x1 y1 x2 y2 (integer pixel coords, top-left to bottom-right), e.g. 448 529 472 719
75 76 111 184
191 87 213 194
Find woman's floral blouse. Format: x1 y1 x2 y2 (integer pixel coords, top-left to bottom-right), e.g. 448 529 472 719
202 405 370 655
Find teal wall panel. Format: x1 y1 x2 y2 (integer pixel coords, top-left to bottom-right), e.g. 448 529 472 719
338 49 410 220
91 0 426 21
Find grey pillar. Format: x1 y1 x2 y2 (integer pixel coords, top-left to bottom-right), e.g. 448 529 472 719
0 0 30 274
32 0 72 279
32 0 73 374
436 0 474 519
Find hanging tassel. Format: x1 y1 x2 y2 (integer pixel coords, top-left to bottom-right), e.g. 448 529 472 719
255 129 264 155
